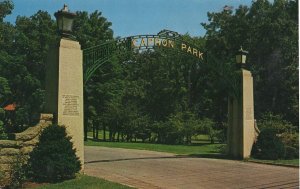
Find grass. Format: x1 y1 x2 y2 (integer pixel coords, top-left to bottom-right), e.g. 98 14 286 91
86 131 298 166
87 131 109 140
32 174 133 189
85 139 299 166
85 139 224 156
88 131 212 143
247 158 299 167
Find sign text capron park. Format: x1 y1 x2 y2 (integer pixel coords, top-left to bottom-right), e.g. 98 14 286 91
131 37 204 60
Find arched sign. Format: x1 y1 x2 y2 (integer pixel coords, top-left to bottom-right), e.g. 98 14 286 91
83 30 204 83
130 36 203 60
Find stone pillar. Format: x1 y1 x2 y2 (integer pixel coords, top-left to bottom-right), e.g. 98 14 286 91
45 38 84 168
227 69 255 159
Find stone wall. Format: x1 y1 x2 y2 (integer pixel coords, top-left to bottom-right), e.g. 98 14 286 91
0 114 53 186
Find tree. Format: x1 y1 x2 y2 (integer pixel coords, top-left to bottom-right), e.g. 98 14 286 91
73 10 113 49
2 11 56 130
0 0 13 22
202 0 298 126
0 108 7 139
72 10 114 140
0 8 114 135
0 77 11 106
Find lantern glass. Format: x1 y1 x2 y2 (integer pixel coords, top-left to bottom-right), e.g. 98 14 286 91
62 17 74 32
57 15 63 31
236 54 247 64
54 5 76 38
236 47 248 65
236 54 242 64
241 54 246 64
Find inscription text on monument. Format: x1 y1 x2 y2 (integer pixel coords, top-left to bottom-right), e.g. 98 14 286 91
62 94 80 116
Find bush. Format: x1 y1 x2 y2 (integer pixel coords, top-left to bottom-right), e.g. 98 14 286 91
9 154 27 189
0 120 8 139
215 129 226 143
28 124 81 182
0 108 8 139
284 146 299 160
280 132 299 149
215 123 227 143
258 112 295 134
197 118 216 144
251 128 285 160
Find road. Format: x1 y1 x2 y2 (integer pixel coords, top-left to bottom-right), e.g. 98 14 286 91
84 146 299 189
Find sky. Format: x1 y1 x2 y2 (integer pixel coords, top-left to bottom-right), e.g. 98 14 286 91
4 0 254 38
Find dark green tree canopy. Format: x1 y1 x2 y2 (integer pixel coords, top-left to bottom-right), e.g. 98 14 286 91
0 0 13 21
202 0 298 125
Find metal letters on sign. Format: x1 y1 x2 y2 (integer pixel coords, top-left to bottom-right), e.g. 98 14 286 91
83 30 205 83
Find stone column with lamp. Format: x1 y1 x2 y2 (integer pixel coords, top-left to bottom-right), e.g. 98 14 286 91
45 4 84 168
227 47 256 159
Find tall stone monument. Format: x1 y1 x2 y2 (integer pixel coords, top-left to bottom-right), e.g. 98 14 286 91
45 5 84 167
227 48 256 159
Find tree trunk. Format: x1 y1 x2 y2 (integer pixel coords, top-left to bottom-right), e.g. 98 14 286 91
92 122 95 139
109 131 112 141
96 122 99 139
103 125 106 141
121 133 124 142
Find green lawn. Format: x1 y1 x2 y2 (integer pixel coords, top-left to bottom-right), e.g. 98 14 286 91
85 140 299 166
88 131 212 142
88 131 218 144
87 131 109 140
85 139 225 157
33 174 133 189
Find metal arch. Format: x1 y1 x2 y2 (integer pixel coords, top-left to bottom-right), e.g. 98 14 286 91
82 30 205 84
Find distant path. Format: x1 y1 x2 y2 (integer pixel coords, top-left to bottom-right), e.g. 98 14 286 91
84 146 299 189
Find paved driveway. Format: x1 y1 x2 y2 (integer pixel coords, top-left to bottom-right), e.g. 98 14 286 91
84 146 299 189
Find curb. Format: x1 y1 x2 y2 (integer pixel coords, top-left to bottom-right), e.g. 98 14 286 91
245 160 299 168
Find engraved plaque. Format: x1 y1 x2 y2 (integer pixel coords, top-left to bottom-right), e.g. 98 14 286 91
62 95 80 116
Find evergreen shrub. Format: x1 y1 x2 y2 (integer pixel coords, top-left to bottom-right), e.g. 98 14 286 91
251 128 285 160
284 146 299 160
28 124 81 182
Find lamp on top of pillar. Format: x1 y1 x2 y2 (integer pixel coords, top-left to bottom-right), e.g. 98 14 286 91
236 46 248 69
54 4 76 39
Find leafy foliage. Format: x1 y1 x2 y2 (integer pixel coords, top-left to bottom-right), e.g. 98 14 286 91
8 153 27 189
258 112 296 134
202 0 299 126
252 128 285 160
280 132 299 149
0 2 56 132
73 10 113 49
0 108 7 139
28 125 81 182
0 0 13 21
284 146 298 160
